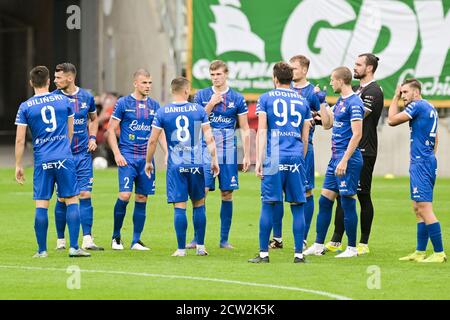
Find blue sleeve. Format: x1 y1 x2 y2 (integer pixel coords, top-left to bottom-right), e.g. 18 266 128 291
237 94 248 115
66 97 75 117
15 103 28 125
349 102 364 121
256 95 266 114
152 108 164 129
404 102 419 119
111 99 124 121
308 94 320 112
88 94 96 113
201 108 210 125
194 91 202 105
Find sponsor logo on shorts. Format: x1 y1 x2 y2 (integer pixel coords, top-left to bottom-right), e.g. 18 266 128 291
42 159 68 170
179 167 201 174
278 163 300 173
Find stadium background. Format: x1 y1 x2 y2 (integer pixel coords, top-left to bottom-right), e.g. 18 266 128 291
0 0 449 302
0 0 449 176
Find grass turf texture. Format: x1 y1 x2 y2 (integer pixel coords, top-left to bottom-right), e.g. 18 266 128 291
0 168 448 300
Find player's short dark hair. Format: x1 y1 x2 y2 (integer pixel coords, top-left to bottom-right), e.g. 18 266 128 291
209 60 228 73
171 77 190 94
55 62 77 75
289 55 310 70
358 53 379 73
30 66 49 88
133 68 151 79
402 78 422 92
273 62 293 85
333 66 353 85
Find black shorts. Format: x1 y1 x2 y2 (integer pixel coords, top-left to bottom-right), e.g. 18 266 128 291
357 155 376 194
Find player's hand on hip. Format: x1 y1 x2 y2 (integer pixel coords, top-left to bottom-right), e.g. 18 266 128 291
255 161 263 180
145 162 154 178
114 153 127 167
88 139 97 152
335 159 348 178
15 166 25 185
242 155 250 172
211 160 220 178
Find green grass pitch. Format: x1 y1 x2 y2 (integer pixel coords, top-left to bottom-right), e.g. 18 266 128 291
0 168 448 300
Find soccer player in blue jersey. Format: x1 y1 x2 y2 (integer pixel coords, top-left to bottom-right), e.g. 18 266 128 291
189 60 250 249
268 55 324 250
107 69 167 251
15 66 90 258
53 62 103 251
303 66 364 258
388 79 446 263
248 62 312 263
145 77 219 257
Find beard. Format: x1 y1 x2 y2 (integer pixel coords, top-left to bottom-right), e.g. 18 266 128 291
354 70 366 80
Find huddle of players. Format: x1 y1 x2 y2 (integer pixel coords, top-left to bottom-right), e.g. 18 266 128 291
15 54 446 263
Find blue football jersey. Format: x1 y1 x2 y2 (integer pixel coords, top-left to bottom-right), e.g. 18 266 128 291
291 82 320 145
256 88 312 158
194 87 247 161
53 87 96 154
404 99 438 161
152 102 209 166
111 94 160 159
331 93 365 155
15 92 74 164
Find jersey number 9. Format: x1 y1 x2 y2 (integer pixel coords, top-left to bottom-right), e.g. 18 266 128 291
40 105 57 132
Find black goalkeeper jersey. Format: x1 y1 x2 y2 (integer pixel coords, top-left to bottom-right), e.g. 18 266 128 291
353 81 384 157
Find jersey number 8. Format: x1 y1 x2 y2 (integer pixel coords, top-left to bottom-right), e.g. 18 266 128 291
176 115 190 142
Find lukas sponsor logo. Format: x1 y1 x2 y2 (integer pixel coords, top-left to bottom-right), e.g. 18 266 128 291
129 120 151 132
209 112 233 124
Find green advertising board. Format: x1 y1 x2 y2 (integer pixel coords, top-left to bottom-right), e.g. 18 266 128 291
188 0 450 106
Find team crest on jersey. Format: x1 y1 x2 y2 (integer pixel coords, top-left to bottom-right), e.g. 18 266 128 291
149 109 155 115
340 181 347 187
228 102 235 109
129 134 135 141
81 102 87 109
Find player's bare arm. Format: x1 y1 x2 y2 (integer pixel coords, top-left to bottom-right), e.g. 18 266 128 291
255 112 267 179
302 120 310 158
107 117 127 166
14 125 27 185
388 85 410 126
319 102 334 130
67 115 74 143
144 127 162 178
202 123 220 177
87 112 98 152
238 113 251 172
336 120 362 178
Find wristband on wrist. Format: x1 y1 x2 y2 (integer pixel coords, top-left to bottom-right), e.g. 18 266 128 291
89 135 96 140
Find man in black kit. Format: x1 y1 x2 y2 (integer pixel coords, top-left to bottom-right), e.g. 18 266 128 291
325 53 384 255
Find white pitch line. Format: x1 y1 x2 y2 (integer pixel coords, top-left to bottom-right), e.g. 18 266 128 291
0 265 352 300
